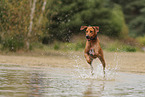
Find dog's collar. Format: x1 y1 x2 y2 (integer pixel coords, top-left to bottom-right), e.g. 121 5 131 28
92 35 97 40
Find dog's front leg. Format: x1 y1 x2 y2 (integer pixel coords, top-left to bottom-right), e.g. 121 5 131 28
84 53 92 64
84 53 94 75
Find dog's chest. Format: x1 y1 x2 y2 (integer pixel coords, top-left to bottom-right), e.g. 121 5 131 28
89 48 95 56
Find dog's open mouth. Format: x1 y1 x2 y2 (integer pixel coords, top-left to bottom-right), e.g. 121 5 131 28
87 38 91 41
86 36 93 41
86 35 97 41
86 35 91 41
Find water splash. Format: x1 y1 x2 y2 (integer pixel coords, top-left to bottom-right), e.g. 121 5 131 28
69 52 119 81
72 63 117 81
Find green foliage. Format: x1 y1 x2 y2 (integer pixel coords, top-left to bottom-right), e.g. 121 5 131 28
0 0 30 34
54 43 60 50
1 0 143 52
111 4 129 38
31 42 44 49
1 35 24 52
64 41 85 51
0 0 30 51
0 0 49 51
108 45 136 52
111 0 145 37
75 42 85 51
122 45 136 52
46 0 127 41
107 42 136 52
51 40 85 51
47 39 137 52
137 36 145 46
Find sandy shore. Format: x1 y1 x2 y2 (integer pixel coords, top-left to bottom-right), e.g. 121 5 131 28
0 51 145 74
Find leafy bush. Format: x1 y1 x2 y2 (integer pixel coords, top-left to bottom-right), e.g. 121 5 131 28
1 35 24 52
108 45 136 52
122 45 136 52
136 36 145 46
54 43 60 50
107 41 136 52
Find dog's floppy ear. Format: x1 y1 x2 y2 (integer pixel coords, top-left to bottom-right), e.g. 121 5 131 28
93 26 99 33
80 26 87 30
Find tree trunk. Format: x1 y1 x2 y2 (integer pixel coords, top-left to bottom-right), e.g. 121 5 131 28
26 0 37 50
38 0 47 25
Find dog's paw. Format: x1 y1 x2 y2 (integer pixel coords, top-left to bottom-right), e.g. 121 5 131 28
91 71 95 76
91 72 94 76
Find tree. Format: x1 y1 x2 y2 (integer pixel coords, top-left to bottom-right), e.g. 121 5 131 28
0 0 49 51
111 0 145 37
46 0 128 42
0 0 30 51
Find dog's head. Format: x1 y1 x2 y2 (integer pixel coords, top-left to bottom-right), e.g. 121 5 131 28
80 26 99 41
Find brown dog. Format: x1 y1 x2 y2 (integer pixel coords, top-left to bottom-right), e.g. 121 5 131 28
80 26 106 75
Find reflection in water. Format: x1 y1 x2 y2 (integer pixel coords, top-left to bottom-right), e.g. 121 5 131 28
0 64 46 97
0 64 29 97
0 64 145 97
84 80 105 97
29 72 43 97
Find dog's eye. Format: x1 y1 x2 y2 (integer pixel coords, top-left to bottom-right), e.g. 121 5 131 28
90 31 93 33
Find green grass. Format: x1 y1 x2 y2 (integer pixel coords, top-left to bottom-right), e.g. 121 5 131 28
106 41 137 52
30 41 85 52
52 41 85 51
0 35 142 52
34 40 138 52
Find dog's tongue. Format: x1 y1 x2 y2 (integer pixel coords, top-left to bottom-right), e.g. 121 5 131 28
87 39 90 41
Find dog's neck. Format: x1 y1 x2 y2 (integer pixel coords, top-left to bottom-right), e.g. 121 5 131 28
92 35 97 40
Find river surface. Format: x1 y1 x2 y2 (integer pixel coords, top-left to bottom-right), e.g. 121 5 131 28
0 63 145 97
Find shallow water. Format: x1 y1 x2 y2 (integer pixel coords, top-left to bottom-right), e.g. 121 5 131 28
0 64 145 97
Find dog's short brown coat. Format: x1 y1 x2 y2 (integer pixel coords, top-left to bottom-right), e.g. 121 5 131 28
80 26 106 74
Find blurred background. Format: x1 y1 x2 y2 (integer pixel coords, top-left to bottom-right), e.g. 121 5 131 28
0 0 145 52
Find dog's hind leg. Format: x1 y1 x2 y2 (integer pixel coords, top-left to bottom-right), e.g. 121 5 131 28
98 56 106 76
90 63 94 75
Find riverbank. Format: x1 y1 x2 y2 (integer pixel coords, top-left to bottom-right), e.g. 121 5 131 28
0 50 145 74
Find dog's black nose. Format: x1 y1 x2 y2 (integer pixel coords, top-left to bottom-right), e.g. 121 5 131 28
86 35 90 39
